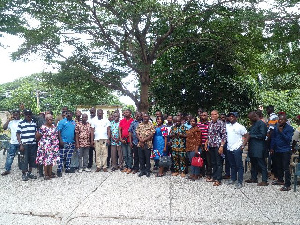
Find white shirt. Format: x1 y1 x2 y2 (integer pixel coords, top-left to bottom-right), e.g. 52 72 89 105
226 122 247 151
8 120 22 144
91 118 111 140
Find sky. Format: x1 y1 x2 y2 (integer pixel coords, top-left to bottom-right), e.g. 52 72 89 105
0 34 135 106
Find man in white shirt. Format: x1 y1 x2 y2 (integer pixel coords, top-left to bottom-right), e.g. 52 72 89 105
92 109 111 172
1 110 22 176
226 112 248 189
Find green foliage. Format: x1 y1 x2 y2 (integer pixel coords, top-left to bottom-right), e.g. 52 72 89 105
0 73 121 115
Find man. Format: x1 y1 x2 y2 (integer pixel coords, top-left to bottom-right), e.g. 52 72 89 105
70 110 82 171
110 112 123 171
270 114 294 191
205 110 227 186
16 109 38 181
87 107 96 168
197 111 211 179
129 112 142 174
57 110 76 176
220 113 230 179
266 105 278 177
292 115 300 153
226 112 248 189
245 112 268 186
119 109 134 173
92 109 111 172
55 106 68 126
75 113 93 172
1 110 22 176
136 113 155 177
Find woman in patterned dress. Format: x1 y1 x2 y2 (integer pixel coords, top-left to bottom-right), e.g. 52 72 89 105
36 114 59 180
153 116 168 177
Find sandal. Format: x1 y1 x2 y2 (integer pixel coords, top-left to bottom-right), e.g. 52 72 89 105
280 186 291 191
156 173 164 177
206 178 214 182
213 181 221 186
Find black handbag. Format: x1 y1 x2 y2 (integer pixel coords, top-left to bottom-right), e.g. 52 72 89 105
158 155 172 168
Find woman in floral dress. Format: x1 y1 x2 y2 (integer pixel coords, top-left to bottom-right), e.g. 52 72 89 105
36 114 59 180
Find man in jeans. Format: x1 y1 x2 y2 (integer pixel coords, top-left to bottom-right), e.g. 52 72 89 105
226 112 248 189
270 114 294 191
205 110 227 186
129 112 142 174
119 109 133 173
1 110 22 176
16 109 38 181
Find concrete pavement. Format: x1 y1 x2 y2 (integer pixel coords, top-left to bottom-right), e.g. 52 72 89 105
0 152 299 225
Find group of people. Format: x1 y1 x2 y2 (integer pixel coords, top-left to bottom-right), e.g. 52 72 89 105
1 105 298 191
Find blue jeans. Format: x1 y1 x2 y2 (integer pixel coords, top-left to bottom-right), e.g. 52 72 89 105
187 151 200 175
122 143 132 169
5 144 19 171
227 148 244 184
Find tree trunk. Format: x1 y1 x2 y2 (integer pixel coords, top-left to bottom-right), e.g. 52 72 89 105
137 70 150 112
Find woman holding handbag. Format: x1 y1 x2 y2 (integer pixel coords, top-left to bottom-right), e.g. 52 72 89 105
186 117 202 181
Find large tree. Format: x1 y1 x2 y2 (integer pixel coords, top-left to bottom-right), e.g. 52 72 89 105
3 0 299 112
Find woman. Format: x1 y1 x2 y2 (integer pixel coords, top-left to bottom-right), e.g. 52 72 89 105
186 117 202 181
152 116 168 177
36 114 60 180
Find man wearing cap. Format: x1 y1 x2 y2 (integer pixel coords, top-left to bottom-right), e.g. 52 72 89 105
226 112 248 189
16 109 38 181
57 110 76 176
1 110 22 176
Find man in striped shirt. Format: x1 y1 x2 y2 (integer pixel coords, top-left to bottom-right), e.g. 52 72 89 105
16 109 38 181
197 111 211 178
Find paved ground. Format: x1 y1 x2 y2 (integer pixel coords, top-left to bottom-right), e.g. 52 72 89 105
0 151 299 225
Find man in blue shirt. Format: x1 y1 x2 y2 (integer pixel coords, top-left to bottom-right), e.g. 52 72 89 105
270 114 294 191
57 110 76 177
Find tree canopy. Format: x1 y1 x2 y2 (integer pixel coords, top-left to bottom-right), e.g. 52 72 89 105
1 0 299 114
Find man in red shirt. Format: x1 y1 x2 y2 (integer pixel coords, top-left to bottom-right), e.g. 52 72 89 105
119 109 134 173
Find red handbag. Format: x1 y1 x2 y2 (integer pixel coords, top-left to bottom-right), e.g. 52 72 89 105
191 153 203 167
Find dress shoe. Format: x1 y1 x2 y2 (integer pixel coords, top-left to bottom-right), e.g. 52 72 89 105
146 172 150 177
245 179 258 183
138 172 145 177
1 171 10 176
257 181 269 186
103 168 108 172
95 167 101 172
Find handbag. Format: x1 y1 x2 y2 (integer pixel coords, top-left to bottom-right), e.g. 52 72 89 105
191 153 203 167
158 155 172 168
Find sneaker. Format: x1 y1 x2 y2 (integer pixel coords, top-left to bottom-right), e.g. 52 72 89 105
57 172 62 177
85 168 91 172
235 183 243 189
22 174 29 181
1 171 10 176
227 180 236 185
146 172 150 177
27 172 37 179
78 169 83 173
65 168 75 173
